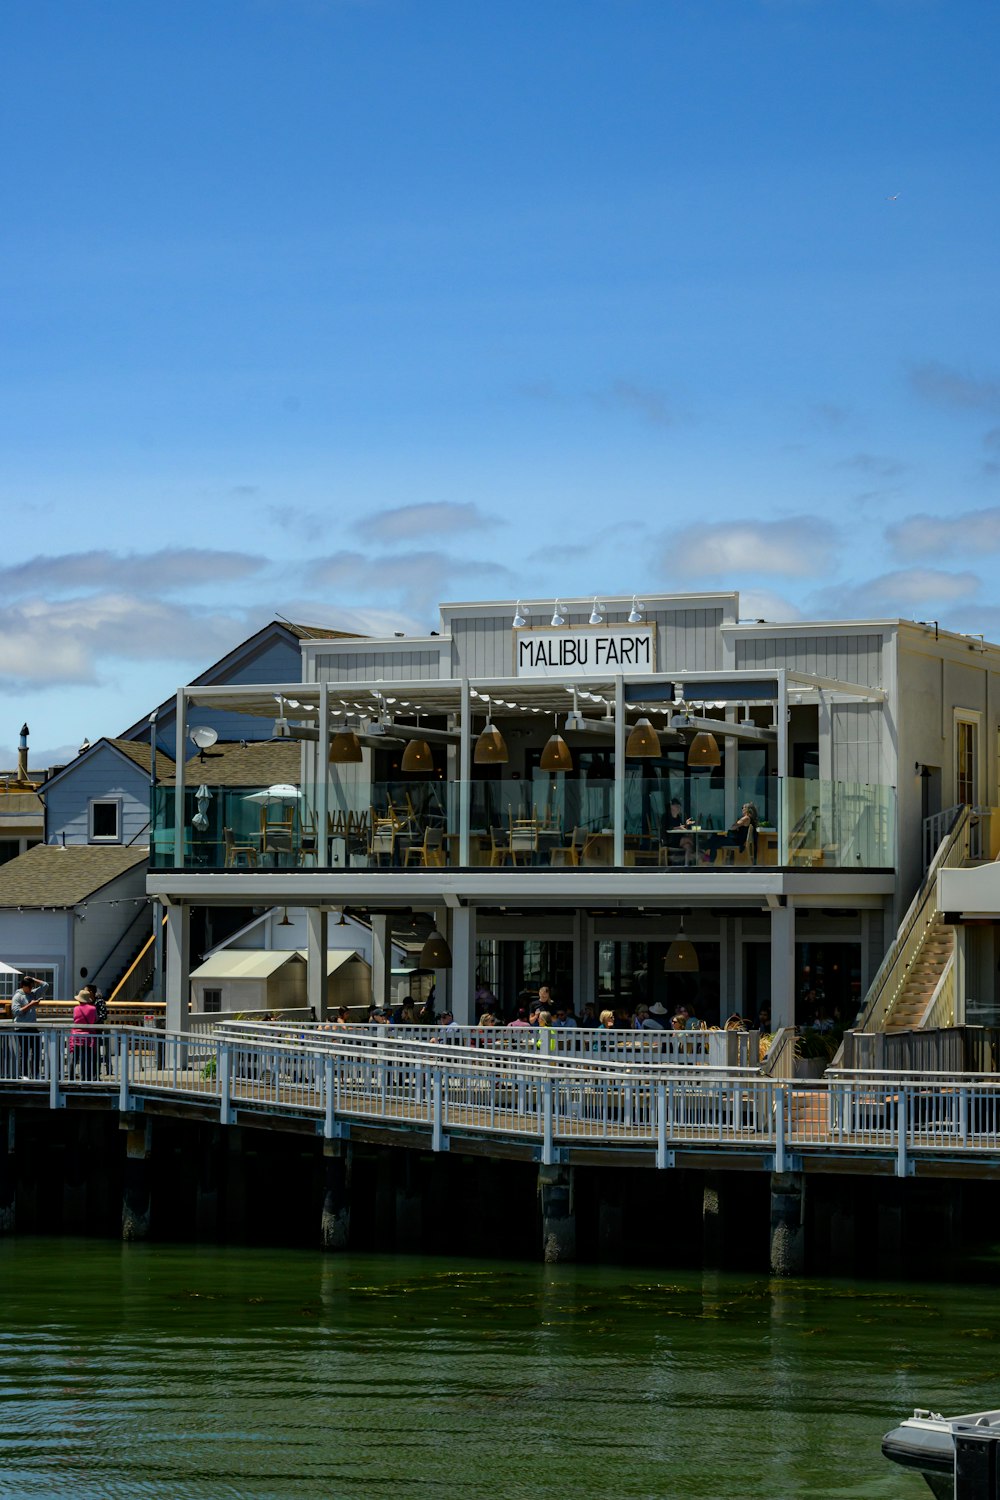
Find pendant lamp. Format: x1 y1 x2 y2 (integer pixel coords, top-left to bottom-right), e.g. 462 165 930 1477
663 916 699 973
539 712 572 772
625 716 661 758
687 729 721 768
474 704 508 765
419 926 453 968
329 728 362 764
401 736 433 772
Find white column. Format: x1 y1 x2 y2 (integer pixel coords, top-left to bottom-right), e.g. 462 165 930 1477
459 677 471 866
614 674 626 866
776 670 788 861
173 689 187 867
954 924 967 1025
449 904 476 1024
164 903 191 1033
770 900 796 1030
724 705 738 828
573 909 595 1012
317 681 329 867
307 907 328 1020
371 914 392 1011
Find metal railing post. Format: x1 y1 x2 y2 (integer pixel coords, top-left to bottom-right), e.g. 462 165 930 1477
118 1033 130 1112
775 1084 787 1174
324 1055 335 1139
219 1043 232 1125
47 1030 61 1108
656 1081 668 1168
896 1086 908 1177
542 1075 555 1164
432 1068 444 1152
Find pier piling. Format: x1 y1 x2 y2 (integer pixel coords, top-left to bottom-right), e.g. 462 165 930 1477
321 1141 352 1251
769 1171 805 1276
539 1163 576 1263
121 1116 152 1241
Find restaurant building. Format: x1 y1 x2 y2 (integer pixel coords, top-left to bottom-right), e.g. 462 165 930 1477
147 591 1000 1031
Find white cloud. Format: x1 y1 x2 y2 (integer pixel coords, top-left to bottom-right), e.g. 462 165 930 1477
666 517 836 579
307 548 513 616
593 381 673 429
0 548 266 598
810 568 981 619
887 507 1000 561
910 363 1000 416
0 595 258 691
737 589 803 622
354 503 499 545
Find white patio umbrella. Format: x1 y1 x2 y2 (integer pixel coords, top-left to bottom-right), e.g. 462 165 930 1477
0 961 22 976
242 784 301 805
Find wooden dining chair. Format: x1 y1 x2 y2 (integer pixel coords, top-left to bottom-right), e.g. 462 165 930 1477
223 826 258 868
488 825 510 866
404 826 446 868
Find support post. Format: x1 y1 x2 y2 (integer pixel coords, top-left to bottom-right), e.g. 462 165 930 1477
703 1172 726 1267
370 914 392 1012
449 904 475 1025
572 910 595 1014
724 705 738 830
0 1110 15 1233
770 900 795 1030
539 1163 575 1263
307 907 329 1021
321 1140 352 1251
122 1116 152 1241
173 687 187 866
164 902 191 1034
613 674 625 867
317 680 329 868
459 677 471 867
769 1171 805 1276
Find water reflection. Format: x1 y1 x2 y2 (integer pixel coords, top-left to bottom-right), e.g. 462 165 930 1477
0 1239 994 1498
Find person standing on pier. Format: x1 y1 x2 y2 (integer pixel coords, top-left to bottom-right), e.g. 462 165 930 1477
11 973 47 1079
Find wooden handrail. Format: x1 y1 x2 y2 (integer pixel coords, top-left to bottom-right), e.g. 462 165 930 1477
108 912 167 1002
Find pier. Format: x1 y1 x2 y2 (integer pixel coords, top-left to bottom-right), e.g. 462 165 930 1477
1 1022 998 1272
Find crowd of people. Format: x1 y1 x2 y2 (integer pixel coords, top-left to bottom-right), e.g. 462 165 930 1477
320 977 769 1035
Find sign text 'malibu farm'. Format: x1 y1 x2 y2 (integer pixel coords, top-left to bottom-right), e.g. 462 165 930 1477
515 625 655 677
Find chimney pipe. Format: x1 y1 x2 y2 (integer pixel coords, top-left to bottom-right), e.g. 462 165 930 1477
17 724 28 784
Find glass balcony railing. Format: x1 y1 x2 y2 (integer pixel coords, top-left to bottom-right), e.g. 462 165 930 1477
149 776 895 873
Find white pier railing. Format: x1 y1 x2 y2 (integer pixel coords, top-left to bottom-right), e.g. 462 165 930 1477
3 1025 1000 1177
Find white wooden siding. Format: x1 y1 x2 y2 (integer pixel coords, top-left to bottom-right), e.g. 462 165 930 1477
44 745 152 846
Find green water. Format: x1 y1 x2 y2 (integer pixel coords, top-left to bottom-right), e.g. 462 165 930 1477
0 1241 996 1499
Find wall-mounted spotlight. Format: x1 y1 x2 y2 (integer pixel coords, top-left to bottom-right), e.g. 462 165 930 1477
551 599 565 627
513 600 529 628
589 598 604 626
628 596 644 624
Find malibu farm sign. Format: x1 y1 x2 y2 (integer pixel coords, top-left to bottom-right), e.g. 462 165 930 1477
515 624 655 677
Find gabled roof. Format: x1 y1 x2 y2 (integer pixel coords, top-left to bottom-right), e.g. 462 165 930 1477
190 950 306 980
160 740 300 787
119 618 365 740
35 738 176 799
0 844 148 909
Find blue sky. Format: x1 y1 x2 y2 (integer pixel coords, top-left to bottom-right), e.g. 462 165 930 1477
2 0 999 762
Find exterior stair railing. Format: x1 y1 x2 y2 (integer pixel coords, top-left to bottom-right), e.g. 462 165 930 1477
844 805 971 1051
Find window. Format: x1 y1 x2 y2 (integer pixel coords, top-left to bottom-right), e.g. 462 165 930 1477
0 966 57 1002
0 840 19 867
202 989 222 1013
955 714 981 806
89 799 121 843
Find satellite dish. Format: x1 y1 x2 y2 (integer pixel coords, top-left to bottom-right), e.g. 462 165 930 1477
189 727 219 751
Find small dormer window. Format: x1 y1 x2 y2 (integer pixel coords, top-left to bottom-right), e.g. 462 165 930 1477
89 799 121 843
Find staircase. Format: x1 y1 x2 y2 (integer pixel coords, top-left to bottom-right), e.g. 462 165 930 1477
883 917 955 1031
850 805 972 1040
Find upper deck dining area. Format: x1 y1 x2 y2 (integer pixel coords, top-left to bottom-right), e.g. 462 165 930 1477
149 663 896 878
